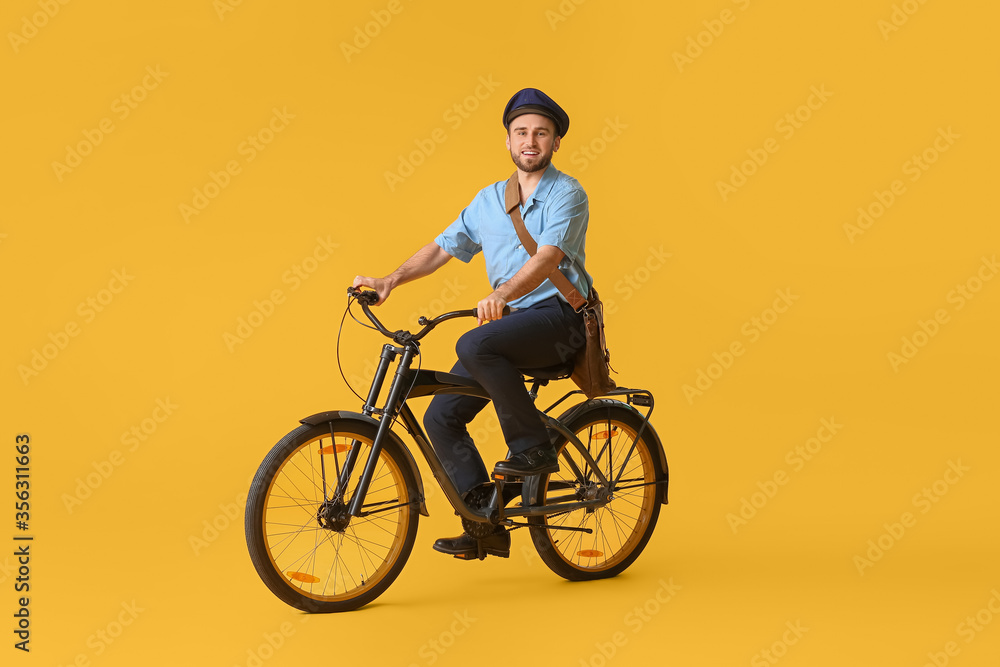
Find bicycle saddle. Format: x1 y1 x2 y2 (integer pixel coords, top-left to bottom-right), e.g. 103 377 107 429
520 362 574 381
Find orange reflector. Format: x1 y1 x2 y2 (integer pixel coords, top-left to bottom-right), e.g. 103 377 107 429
319 443 351 454
577 549 603 558
287 571 320 584
591 429 618 440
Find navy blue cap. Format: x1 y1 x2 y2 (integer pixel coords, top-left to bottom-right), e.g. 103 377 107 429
502 88 570 138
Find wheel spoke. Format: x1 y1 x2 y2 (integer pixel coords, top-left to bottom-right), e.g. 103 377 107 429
532 412 659 576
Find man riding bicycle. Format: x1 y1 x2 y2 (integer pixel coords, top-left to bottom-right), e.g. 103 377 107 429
351 87 591 560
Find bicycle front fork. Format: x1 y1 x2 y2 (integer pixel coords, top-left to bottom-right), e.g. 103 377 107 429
346 343 416 517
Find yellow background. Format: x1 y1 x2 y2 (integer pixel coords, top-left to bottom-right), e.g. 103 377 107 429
3 0 998 665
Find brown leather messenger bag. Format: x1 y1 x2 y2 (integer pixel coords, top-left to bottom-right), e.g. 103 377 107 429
503 172 616 398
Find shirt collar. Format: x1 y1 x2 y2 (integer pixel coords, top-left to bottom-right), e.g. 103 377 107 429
526 162 558 208
504 163 560 214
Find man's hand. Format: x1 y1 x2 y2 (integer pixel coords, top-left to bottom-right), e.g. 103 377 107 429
476 292 508 326
352 275 391 305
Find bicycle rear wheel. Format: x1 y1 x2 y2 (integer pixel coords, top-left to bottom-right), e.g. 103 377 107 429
245 420 419 612
528 401 662 580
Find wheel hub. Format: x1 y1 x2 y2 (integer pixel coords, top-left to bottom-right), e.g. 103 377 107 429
317 498 351 532
578 481 600 501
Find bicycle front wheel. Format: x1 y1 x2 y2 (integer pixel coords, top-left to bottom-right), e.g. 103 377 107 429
245 419 419 612
528 402 663 581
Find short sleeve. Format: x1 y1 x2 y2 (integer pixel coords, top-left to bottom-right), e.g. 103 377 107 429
434 195 484 263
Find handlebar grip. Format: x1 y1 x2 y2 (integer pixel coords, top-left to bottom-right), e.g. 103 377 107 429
347 286 379 305
471 305 511 320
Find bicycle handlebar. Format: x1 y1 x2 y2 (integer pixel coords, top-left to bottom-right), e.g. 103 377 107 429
346 286 510 345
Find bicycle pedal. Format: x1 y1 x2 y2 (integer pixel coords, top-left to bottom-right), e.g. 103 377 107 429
494 471 539 482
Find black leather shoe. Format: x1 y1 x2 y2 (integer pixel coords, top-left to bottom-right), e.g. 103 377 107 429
494 444 559 477
432 526 510 560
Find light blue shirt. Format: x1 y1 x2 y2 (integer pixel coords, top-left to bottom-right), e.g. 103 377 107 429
435 163 591 309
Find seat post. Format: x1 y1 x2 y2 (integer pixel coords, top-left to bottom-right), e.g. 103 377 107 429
527 378 548 400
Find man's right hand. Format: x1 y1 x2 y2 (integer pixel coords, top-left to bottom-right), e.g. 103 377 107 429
352 275 391 305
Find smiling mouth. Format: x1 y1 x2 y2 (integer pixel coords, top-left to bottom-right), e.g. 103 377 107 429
522 150 539 157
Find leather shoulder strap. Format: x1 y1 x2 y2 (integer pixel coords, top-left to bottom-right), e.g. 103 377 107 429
504 172 588 311
505 172 538 255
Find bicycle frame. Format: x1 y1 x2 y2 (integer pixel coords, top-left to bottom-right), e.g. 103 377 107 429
305 337 657 530
310 289 665 533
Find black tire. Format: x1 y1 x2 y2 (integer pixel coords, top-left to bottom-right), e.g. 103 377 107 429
528 401 662 581
245 420 419 612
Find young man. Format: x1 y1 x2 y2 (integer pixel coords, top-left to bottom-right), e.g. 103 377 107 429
351 88 591 559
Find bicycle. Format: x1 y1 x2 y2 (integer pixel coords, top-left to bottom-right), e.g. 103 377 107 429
244 286 669 613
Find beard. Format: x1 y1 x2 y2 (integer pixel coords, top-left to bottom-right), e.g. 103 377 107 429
510 148 552 173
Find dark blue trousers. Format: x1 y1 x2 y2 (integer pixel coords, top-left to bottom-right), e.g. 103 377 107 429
423 296 585 496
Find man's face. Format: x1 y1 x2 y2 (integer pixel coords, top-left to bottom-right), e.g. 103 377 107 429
506 113 561 173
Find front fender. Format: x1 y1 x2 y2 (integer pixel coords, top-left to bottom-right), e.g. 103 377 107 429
300 410 429 516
